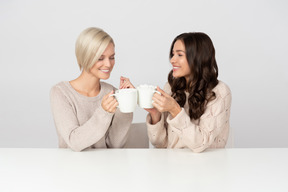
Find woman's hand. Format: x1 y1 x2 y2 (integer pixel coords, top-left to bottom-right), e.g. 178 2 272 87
152 86 182 118
101 90 118 113
119 76 135 89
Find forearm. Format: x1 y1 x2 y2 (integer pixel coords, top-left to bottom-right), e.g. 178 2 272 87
55 107 114 151
167 108 227 152
51 86 114 151
146 113 168 148
106 110 133 148
150 111 162 125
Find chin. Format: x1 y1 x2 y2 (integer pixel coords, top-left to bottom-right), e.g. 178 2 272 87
100 74 110 80
172 72 180 78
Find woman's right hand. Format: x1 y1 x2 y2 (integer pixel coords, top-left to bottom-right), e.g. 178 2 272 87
101 90 118 113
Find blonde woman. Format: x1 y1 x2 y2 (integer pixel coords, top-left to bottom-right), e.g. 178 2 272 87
50 27 134 152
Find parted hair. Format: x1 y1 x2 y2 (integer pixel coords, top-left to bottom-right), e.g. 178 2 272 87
168 32 219 120
75 27 114 71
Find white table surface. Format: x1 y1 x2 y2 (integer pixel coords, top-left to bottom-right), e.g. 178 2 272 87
1 148 287 192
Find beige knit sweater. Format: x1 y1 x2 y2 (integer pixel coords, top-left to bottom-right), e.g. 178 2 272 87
147 81 232 152
50 81 133 151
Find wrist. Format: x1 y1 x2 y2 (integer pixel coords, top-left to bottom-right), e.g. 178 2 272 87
150 112 161 125
169 105 181 118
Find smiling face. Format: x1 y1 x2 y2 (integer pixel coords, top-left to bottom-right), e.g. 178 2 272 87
89 43 115 80
170 40 191 80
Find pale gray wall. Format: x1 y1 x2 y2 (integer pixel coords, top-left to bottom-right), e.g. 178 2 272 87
0 0 287 148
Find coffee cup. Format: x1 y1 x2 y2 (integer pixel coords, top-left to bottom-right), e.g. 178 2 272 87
111 89 137 113
137 84 160 108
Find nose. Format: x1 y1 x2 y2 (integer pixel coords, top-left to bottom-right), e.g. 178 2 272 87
104 59 112 67
170 55 176 64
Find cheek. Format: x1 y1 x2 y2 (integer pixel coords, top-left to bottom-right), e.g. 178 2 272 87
182 62 190 73
92 62 102 70
111 61 115 69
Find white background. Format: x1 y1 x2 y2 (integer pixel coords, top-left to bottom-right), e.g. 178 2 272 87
0 0 287 148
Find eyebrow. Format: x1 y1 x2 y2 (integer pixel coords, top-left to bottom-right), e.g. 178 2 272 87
101 53 115 57
173 50 186 53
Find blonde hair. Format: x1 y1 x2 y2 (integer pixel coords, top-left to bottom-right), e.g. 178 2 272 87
75 27 114 71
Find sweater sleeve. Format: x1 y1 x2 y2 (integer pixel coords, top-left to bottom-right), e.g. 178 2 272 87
146 112 168 148
105 110 133 148
145 82 171 148
166 90 232 153
50 86 114 152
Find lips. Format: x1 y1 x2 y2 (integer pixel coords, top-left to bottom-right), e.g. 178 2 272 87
172 66 180 71
100 69 110 73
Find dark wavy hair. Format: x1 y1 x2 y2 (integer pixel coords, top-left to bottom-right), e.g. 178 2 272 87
168 32 219 120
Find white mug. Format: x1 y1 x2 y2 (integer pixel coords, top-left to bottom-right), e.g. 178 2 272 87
137 84 160 108
111 89 137 113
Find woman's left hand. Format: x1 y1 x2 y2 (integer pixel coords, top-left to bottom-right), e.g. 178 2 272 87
152 86 182 118
119 76 135 89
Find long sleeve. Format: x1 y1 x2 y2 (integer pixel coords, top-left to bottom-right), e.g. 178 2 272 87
50 85 114 152
105 110 133 148
146 112 168 148
166 85 232 152
145 83 171 148
146 81 231 152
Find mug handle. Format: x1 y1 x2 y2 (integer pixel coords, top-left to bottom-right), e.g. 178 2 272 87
153 90 161 95
151 90 161 105
109 94 119 108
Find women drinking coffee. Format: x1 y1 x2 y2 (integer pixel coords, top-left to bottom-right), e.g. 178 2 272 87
50 27 134 152
145 32 232 152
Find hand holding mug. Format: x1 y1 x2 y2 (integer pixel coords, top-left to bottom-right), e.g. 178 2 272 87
101 90 118 113
152 86 181 118
137 84 160 108
111 89 138 113
137 84 162 124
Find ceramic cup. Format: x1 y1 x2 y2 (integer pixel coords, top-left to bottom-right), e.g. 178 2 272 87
137 84 160 108
111 89 137 113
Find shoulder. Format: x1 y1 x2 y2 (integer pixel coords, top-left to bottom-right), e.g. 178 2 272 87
50 81 68 96
208 80 232 111
50 81 73 104
163 82 172 95
203 81 232 116
213 80 231 99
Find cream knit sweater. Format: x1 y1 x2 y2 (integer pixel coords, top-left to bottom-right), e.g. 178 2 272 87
147 81 232 152
50 81 133 151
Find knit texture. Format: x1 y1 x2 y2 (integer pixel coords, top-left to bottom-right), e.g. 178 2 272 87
50 81 133 151
147 81 232 152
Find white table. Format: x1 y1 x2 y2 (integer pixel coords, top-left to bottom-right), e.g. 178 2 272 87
1 148 287 192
